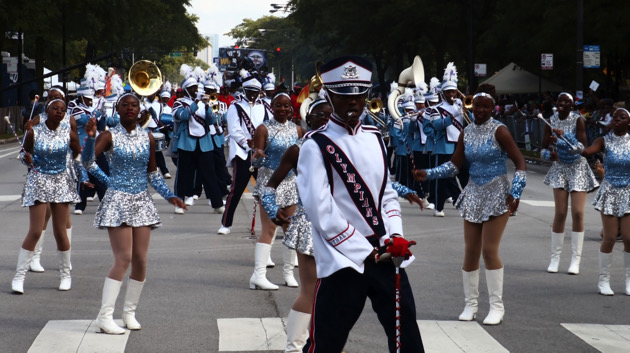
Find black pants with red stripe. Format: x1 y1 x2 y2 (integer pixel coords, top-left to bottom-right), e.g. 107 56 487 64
303 262 424 353
221 155 256 227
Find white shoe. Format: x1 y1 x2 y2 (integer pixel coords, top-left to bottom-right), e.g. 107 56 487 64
163 173 172 179
192 195 199 200
283 247 299 288
567 231 584 275
87 196 96 202
483 268 504 325
122 278 145 330
174 207 185 214
547 231 564 273
459 269 479 321
217 226 231 235
446 197 453 203
57 250 72 291
250 243 279 290
213 206 225 214
422 197 430 208
434 210 445 217
95 278 126 335
598 252 614 296
74 209 83 215
12 248 34 294
426 203 435 210
185 197 195 206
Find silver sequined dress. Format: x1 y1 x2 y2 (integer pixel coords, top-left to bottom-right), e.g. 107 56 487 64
21 121 79 207
593 132 630 217
543 112 598 192
252 119 299 207
454 119 511 223
93 125 161 229
282 139 314 256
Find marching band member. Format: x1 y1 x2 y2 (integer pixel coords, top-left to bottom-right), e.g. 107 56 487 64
218 70 269 234
83 92 185 334
415 83 526 325
541 92 598 274
409 85 430 205
12 98 81 294
204 65 231 199
389 88 414 188
172 64 224 214
581 108 630 295
297 56 423 352
250 92 303 290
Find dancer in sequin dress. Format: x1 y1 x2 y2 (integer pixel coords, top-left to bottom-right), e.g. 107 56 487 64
582 108 630 296
415 84 527 325
82 93 186 334
11 99 81 294
540 92 598 275
250 92 304 291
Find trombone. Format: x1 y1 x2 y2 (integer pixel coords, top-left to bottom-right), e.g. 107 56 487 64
457 89 473 125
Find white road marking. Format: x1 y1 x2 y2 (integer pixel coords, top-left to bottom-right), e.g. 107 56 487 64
0 195 21 202
520 200 556 207
418 320 509 353
0 146 21 159
562 323 630 353
218 318 286 351
28 320 130 353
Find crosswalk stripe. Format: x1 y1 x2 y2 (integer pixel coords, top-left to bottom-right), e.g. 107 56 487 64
218 318 286 351
562 323 630 353
520 200 556 207
418 320 508 353
0 195 20 202
28 320 130 353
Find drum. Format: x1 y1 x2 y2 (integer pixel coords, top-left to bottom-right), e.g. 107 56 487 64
160 113 173 127
151 132 166 151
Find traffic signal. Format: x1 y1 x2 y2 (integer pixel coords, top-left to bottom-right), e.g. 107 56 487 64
193 47 198 56
276 47 281 52
234 45 240 49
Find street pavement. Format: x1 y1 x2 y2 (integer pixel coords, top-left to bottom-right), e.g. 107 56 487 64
1 140 629 353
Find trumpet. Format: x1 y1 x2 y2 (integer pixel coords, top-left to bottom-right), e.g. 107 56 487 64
365 98 386 126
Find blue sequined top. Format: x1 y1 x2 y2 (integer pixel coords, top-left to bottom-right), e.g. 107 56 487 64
550 112 582 164
260 119 298 171
105 124 151 194
32 121 71 175
603 132 630 188
464 119 506 185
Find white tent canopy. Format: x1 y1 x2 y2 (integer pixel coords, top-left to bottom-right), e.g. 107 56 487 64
43 68 78 92
481 62 563 95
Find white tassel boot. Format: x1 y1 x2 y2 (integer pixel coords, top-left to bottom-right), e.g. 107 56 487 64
95 278 126 334
282 247 298 288
250 243 279 290
567 231 584 274
57 250 72 291
12 248 34 294
29 230 46 272
624 252 630 296
597 252 614 296
122 279 145 330
285 309 310 353
547 231 564 273
458 269 479 321
483 268 504 325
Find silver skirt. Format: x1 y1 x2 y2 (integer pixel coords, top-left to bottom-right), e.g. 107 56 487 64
455 175 510 223
94 189 161 229
283 204 314 256
252 167 299 208
21 171 79 207
543 157 599 192
593 180 630 218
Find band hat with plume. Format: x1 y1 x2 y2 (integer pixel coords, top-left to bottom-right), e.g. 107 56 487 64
205 63 222 90
319 56 372 95
160 81 172 98
441 62 458 91
402 87 416 110
414 82 428 103
84 63 106 90
263 72 276 91
180 64 198 89
241 69 262 90
77 85 94 98
425 77 441 102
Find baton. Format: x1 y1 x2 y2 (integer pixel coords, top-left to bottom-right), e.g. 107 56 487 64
536 114 578 151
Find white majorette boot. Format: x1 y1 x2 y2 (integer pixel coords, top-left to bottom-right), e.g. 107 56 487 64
459 269 479 321
12 248 34 294
57 250 72 291
483 268 504 325
122 278 145 330
624 252 630 296
29 230 46 272
547 231 564 273
597 252 614 296
249 243 279 290
268 228 278 268
567 231 584 274
285 309 311 353
282 247 298 288
95 278 126 334
67 227 73 270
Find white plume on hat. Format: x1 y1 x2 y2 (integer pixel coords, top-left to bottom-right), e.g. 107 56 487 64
429 77 440 94
163 81 172 94
193 66 206 82
415 81 428 95
240 69 250 80
402 87 415 109
84 63 106 89
390 82 399 94
263 72 276 90
180 64 194 79
318 88 327 100
207 63 222 87
441 62 458 91
109 74 124 96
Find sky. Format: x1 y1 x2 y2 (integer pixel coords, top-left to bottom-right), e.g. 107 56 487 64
187 0 288 47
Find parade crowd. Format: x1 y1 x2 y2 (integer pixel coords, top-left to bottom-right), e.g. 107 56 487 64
8 55 630 353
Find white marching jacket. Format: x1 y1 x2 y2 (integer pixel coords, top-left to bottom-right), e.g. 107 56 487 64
226 99 267 165
297 116 413 278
